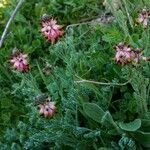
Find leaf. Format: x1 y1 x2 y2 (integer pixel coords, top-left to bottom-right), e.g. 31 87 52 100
1 113 11 123
108 129 120 135
114 10 129 36
119 119 141 132
83 103 119 130
80 83 102 97
83 102 105 124
141 119 150 128
132 131 150 147
98 148 113 150
1 98 11 108
11 143 22 150
101 111 118 129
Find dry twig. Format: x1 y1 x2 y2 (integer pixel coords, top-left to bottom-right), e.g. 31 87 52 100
0 0 24 48
66 14 115 31
74 75 131 86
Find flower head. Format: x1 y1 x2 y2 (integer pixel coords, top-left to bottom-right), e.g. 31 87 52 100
115 43 141 65
137 9 150 28
39 102 56 118
35 94 56 118
10 49 29 72
41 14 64 43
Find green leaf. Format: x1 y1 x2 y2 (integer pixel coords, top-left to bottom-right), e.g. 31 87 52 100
101 111 118 129
98 148 113 150
83 103 119 130
119 119 141 132
11 143 22 150
141 119 150 129
83 102 105 124
108 129 120 135
132 131 150 148
1 98 11 108
1 113 11 123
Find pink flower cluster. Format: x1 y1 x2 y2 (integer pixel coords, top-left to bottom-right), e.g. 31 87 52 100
39 102 56 118
137 9 150 28
115 43 141 65
10 50 29 72
41 14 64 43
8 12 150 119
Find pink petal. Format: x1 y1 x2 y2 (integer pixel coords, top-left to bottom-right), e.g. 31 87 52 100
13 61 20 68
39 106 44 114
143 19 148 28
138 16 144 23
44 110 49 117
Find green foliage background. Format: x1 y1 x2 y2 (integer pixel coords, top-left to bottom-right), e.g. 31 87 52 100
0 0 150 149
